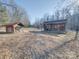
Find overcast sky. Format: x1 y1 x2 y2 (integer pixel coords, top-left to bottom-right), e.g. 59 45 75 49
15 0 66 24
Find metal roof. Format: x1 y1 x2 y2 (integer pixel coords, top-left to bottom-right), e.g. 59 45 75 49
44 19 67 24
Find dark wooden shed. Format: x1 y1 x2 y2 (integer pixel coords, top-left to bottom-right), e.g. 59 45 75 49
43 19 67 32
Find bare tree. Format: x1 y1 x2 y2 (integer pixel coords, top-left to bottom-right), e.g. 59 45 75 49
55 10 60 20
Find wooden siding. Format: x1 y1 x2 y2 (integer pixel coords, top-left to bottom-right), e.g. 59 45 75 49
43 20 67 32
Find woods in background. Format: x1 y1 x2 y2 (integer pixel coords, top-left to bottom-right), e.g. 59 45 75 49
0 0 9 24
33 0 79 31
0 0 30 27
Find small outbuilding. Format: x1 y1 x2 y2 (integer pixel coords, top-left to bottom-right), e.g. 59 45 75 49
0 23 18 33
43 19 67 33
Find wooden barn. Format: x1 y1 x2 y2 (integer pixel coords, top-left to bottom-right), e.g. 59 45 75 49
43 19 67 33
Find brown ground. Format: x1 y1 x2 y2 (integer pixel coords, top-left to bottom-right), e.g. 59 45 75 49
0 28 78 59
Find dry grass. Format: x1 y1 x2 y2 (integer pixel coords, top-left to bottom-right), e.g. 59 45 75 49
0 28 78 59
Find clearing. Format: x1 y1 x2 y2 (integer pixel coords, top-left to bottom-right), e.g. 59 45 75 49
0 28 78 59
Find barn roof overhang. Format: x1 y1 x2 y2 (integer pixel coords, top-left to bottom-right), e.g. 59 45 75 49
43 19 67 25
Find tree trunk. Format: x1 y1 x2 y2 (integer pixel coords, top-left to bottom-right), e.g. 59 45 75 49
75 30 78 40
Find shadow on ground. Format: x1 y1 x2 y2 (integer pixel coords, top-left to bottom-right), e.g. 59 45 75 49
30 31 65 37
0 32 13 34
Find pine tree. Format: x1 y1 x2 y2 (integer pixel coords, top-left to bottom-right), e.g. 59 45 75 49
0 1 9 25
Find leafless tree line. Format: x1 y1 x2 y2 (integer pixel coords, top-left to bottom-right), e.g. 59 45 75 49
0 0 30 26
33 0 79 31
